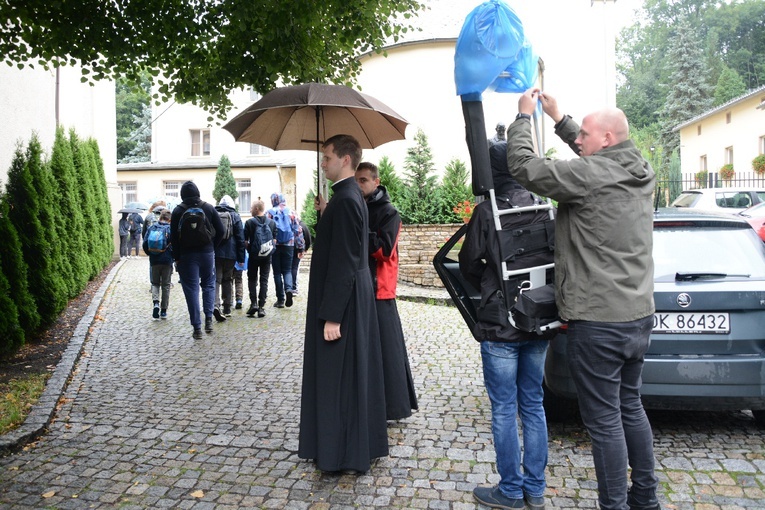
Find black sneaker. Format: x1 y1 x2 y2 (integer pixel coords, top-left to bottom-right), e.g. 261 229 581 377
285 291 293 308
205 317 214 333
274 300 285 308
627 489 661 510
257 307 266 318
525 493 546 510
160 309 167 319
246 305 258 317
235 301 243 310
213 308 226 322
192 328 203 340
152 303 160 319
222 305 232 317
473 487 525 509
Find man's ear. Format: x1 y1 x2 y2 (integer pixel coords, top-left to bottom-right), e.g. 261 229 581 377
603 131 614 148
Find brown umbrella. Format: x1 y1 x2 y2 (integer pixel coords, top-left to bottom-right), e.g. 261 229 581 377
222 82 409 198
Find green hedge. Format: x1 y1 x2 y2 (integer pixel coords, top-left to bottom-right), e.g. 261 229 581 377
0 129 113 356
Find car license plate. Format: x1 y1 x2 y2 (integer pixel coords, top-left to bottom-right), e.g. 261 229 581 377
653 312 730 334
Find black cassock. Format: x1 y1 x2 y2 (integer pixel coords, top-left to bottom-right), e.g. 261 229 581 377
298 178 388 472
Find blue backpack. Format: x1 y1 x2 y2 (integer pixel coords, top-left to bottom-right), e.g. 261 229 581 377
272 208 295 244
146 223 171 254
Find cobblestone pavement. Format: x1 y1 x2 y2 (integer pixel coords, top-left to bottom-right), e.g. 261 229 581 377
1 258 764 509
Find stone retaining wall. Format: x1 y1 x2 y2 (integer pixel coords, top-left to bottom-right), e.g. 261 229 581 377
398 224 462 288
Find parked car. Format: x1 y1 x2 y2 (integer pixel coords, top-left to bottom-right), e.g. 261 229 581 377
434 208 765 425
670 187 765 214
738 202 765 242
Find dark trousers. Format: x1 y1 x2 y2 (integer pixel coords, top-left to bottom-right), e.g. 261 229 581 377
177 251 216 329
119 235 130 257
271 245 294 301
129 231 141 256
291 251 302 292
567 316 658 510
248 255 271 308
214 258 236 309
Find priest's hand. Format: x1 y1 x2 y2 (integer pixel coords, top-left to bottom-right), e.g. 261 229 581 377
324 321 341 341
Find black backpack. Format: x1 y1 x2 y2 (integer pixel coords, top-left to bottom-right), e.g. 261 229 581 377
250 217 275 258
178 202 215 248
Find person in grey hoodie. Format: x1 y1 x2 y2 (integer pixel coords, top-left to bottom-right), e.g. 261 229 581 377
500 89 658 510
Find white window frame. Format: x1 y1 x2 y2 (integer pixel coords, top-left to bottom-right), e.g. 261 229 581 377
164 181 183 199
236 178 252 215
249 143 272 156
759 135 765 155
119 182 137 206
699 155 707 172
190 129 211 157
725 146 733 165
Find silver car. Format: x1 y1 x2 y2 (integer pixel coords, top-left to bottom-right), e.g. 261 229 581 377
544 209 765 424
434 208 765 425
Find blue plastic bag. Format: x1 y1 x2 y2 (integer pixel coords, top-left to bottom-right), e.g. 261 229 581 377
454 0 538 98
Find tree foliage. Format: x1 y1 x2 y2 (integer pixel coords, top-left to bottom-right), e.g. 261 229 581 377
438 158 472 223
116 72 151 162
1 132 113 354
398 129 441 224
0 0 424 119
617 0 765 133
212 155 238 204
713 66 747 106
658 18 713 168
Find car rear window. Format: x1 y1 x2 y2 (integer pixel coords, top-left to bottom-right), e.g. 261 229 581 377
671 193 700 207
653 226 765 280
715 191 752 209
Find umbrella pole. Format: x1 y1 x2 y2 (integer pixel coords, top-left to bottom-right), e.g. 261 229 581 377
316 106 322 222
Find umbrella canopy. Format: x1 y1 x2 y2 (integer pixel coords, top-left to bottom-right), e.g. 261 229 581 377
117 208 143 214
223 83 409 151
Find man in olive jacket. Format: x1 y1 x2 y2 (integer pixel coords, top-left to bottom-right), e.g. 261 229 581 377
506 89 659 510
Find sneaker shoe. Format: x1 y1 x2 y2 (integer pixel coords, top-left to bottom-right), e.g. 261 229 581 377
246 304 257 317
192 328 203 340
152 303 160 319
235 301 243 310
257 307 266 318
473 487 525 509
285 291 293 308
213 308 227 322
627 489 661 510
292 289 299 296
274 300 285 308
524 493 546 510
160 309 167 319
205 317 214 333
222 305 232 317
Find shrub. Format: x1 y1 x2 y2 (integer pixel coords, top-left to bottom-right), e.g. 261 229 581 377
719 163 734 181
753 154 765 175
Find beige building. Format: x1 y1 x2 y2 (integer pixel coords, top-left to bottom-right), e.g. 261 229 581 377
674 85 765 180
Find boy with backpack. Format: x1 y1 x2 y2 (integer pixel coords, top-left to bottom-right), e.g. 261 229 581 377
212 195 245 321
143 209 174 319
266 193 304 308
243 199 276 317
170 181 226 339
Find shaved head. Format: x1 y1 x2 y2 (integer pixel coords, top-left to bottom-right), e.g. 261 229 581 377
575 108 630 156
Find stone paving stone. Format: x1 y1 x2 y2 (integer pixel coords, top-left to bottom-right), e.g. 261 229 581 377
1 259 765 508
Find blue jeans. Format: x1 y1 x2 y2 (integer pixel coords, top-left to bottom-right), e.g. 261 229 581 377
177 251 216 329
567 317 658 510
271 245 294 301
481 340 549 500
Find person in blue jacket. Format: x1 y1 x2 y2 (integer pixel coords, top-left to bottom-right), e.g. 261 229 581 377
213 195 246 321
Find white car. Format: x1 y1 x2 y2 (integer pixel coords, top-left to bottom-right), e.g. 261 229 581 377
670 187 765 214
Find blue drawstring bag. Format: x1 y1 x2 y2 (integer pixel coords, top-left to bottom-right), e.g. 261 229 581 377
455 0 538 99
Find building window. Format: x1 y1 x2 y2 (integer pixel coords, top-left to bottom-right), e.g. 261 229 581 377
237 179 252 215
725 112 731 124
725 146 733 165
249 143 272 156
164 181 183 199
697 125 702 136
760 135 765 155
119 182 137 206
250 87 262 102
190 129 211 156
700 155 707 172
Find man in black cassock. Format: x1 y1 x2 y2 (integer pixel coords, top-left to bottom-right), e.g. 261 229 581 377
298 134 388 473
355 162 418 420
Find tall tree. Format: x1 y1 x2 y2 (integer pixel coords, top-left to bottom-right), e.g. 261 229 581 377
713 65 747 106
377 156 403 206
398 129 440 224
438 158 472 223
658 19 713 168
213 155 238 204
116 72 151 162
0 0 423 118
